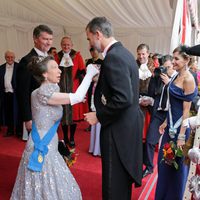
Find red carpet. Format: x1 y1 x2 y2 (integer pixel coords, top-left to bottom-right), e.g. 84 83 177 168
0 122 157 199
138 166 158 200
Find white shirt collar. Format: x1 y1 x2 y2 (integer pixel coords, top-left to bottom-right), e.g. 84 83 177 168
34 47 48 57
139 60 148 67
102 40 118 58
63 51 70 56
6 63 14 68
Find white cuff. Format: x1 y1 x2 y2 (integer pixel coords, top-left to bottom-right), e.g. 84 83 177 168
188 117 198 129
69 64 99 105
69 93 83 105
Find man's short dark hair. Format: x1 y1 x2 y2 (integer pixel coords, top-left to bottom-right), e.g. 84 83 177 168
48 47 56 54
86 17 113 38
33 25 53 38
137 43 149 52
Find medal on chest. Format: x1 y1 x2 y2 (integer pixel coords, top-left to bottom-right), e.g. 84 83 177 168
101 94 107 105
38 153 43 163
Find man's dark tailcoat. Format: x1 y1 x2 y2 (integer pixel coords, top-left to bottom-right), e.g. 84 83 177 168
0 62 20 129
16 49 40 122
94 42 143 199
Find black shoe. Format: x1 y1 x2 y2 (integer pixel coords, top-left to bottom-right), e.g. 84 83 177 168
142 168 153 178
58 140 71 157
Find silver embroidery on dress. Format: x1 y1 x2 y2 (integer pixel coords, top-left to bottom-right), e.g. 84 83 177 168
10 83 82 200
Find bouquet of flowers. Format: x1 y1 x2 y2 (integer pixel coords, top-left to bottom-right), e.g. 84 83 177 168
161 141 183 170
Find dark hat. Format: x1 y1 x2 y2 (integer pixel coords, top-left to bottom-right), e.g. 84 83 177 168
181 45 200 57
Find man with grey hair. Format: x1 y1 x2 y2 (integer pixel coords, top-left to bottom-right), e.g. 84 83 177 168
16 25 53 133
0 50 22 137
84 17 143 200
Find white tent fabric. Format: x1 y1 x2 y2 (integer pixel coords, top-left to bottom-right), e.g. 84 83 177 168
170 0 192 53
0 0 176 63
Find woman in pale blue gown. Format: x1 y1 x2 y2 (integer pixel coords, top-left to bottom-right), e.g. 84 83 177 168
155 46 197 200
10 56 99 200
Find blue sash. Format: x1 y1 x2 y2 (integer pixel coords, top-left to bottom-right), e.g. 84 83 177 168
28 120 60 172
167 74 182 139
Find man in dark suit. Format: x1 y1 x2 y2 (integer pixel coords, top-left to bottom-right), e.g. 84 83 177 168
16 25 53 133
0 51 22 137
84 17 143 200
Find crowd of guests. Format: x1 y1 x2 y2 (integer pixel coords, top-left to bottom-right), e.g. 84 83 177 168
137 44 200 199
1 16 200 200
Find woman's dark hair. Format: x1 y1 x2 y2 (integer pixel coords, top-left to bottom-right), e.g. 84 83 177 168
48 47 56 54
28 56 54 84
173 46 190 60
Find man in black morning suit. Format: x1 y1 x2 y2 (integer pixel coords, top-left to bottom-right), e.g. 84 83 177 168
84 17 143 200
0 51 22 137
16 25 53 133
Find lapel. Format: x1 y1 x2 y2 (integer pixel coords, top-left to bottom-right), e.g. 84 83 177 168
1 63 6 77
106 41 121 54
11 62 18 88
30 48 38 56
69 49 76 60
95 42 122 103
96 42 122 87
58 51 64 62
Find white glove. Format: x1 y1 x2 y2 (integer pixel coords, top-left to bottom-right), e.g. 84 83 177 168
143 96 154 106
188 147 200 164
183 116 199 130
139 96 154 106
86 64 100 77
189 116 199 129
69 64 99 105
182 116 198 129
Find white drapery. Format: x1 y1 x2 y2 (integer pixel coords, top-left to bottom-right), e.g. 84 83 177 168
170 0 200 54
0 0 176 63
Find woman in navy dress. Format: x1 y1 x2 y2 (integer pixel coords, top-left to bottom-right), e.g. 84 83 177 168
155 46 198 200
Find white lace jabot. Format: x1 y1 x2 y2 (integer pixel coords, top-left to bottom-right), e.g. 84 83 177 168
139 63 152 80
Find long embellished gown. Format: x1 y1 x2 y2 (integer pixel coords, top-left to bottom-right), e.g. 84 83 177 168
155 77 197 200
10 83 82 200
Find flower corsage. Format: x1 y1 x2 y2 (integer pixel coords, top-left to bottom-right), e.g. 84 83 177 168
161 141 183 170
